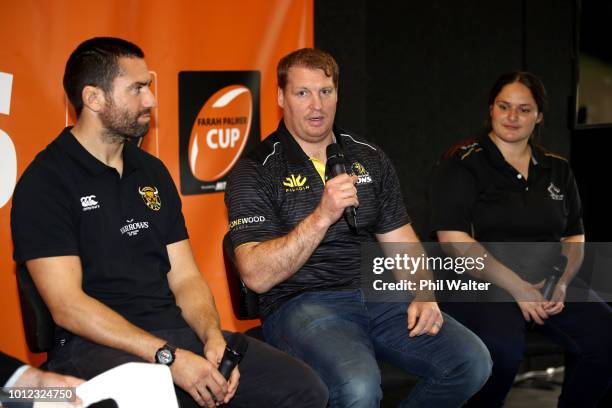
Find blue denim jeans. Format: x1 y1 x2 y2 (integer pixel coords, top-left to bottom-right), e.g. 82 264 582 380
263 289 492 408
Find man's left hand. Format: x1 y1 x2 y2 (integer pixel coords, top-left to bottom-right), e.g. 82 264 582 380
407 301 444 337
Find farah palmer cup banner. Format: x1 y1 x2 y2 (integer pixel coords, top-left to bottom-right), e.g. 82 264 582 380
361 242 612 303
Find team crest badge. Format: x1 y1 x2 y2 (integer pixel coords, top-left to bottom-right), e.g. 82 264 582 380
547 182 564 201
351 162 372 184
351 162 367 176
138 186 162 211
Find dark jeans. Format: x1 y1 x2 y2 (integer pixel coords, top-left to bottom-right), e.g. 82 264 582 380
263 289 492 408
442 299 612 408
47 327 328 408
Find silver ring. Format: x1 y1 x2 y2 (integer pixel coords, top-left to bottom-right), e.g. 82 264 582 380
432 322 442 328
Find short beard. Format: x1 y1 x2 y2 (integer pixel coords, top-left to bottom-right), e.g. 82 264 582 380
99 97 151 144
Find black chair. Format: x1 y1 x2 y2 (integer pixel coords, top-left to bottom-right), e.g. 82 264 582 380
222 233 259 320
221 232 417 407
15 264 55 353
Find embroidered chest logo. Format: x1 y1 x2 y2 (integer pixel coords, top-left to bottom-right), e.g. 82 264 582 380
80 195 100 211
547 182 564 201
138 186 162 211
283 174 309 192
350 161 372 185
120 219 149 237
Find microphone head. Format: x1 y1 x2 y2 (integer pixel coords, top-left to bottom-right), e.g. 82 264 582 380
227 332 249 354
326 143 343 160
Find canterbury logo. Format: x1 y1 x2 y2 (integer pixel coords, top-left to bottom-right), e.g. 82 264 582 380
188 85 252 183
80 195 98 207
80 195 100 211
283 174 307 188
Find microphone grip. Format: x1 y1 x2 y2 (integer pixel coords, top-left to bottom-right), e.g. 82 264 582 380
344 206 357 229
327 156 358 232
541 275 559 301
218 347 243 379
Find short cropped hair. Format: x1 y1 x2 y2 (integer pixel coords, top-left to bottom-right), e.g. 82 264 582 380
277 48 339 89
63 37 144 116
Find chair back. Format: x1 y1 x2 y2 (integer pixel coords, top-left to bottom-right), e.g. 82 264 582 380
222 233 260 320
16 264 55 352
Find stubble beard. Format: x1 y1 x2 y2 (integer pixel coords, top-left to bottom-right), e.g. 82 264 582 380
99 97 151 145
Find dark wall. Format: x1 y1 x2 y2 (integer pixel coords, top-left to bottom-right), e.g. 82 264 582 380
314 0 367 136
315 0 593 238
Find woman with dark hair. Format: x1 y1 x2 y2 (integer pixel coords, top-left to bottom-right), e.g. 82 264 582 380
429 71 612 407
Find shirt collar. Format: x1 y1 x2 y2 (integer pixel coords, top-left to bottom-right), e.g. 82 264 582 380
56 127 142 176
122 139 143 175
479 133 551 170
276 120 345 165
530 143 553 168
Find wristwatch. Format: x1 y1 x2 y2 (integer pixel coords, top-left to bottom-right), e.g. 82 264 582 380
155 343 177 366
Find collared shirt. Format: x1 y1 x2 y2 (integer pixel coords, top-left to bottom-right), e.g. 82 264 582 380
429 133 583 243
429 134 584 281
225 121 410 317
11 128 189 333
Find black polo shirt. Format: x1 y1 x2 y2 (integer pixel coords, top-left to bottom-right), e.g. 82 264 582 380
225 121 410 317
11 127 189 332
429 134 584 280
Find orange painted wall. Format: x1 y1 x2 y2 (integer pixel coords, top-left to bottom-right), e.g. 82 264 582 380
0 0 313 364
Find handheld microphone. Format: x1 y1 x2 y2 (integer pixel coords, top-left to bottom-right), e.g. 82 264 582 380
218 333 249 379
541 255 568 301
325 143 358 232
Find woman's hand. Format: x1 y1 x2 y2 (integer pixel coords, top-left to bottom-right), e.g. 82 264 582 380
543 281 567 316
512 280 549 324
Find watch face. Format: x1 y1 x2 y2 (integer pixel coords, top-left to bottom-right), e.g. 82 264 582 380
157 349 173 364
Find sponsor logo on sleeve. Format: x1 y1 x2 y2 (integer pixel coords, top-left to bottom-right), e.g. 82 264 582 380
229 215 266 231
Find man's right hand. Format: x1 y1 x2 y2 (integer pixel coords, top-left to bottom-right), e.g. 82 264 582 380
170 349 229 407
315 174 359 227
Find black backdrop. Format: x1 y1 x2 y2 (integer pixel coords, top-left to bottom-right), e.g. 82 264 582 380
314 0 610 241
